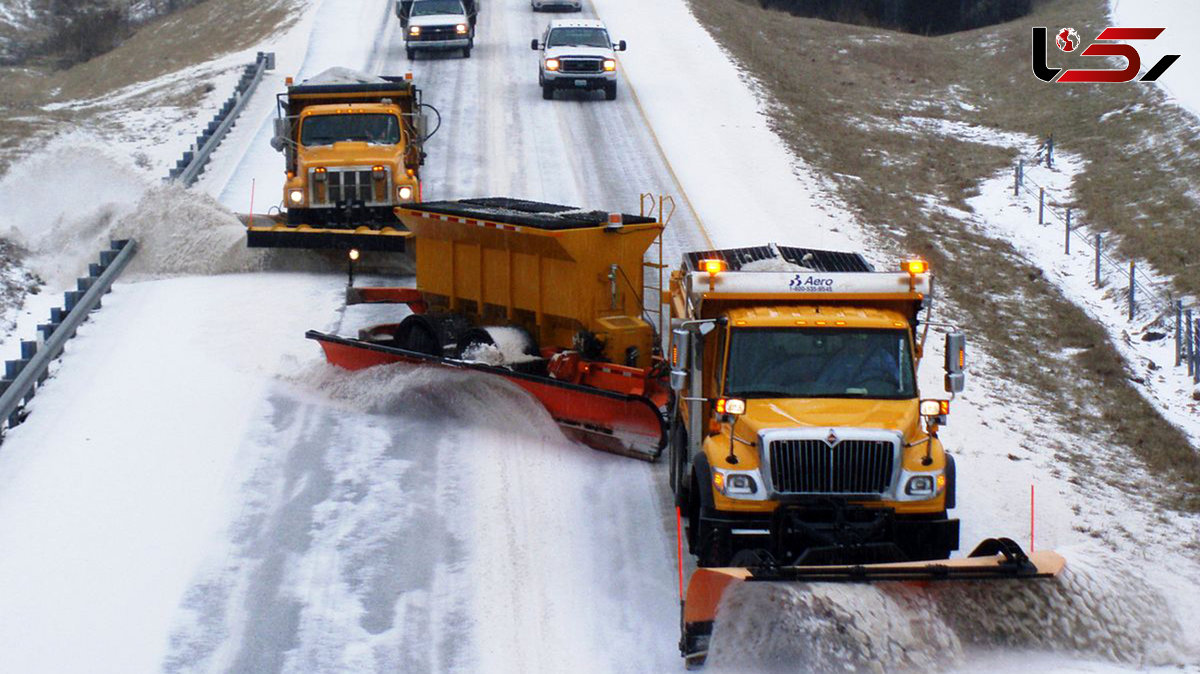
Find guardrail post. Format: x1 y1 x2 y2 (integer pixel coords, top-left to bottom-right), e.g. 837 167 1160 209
1094 234 1102 286
1064 208 1071 254
1038 188 1045 225
1128 261 1136 320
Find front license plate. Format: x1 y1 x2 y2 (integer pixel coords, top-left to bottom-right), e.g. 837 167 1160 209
574 79 587 87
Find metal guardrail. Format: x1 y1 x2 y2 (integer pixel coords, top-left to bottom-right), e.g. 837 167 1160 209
0 239 138 432
168 51 275 186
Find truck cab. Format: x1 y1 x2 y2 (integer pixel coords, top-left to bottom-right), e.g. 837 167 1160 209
402 0 476 59
531 19 626 100
667 246 964 567
271 69 427 231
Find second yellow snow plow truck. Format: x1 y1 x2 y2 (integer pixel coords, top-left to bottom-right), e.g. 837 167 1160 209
665 245 1065 667
246 68 437 251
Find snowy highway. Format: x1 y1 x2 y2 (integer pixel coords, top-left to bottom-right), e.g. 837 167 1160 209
0 0 1198 672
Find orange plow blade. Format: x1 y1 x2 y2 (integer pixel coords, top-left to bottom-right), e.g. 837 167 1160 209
679 538 1065 668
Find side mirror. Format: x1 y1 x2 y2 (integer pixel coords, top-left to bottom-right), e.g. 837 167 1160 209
944 332 965 393
670 369 686 392
531 39 540 50
269 136 286 152
617 40 627 51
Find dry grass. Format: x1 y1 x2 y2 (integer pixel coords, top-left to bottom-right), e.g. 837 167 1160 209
686 0 1200 509
0 0 298 176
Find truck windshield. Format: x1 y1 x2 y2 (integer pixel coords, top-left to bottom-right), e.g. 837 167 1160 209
725 328 916 399
546 28 610 48
300 114 401 146
411 0 463 15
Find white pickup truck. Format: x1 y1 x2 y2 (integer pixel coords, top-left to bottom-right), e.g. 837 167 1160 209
531 19 626 101
401 0 477 59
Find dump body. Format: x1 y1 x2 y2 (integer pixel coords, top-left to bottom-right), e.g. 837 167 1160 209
399 198 662 369
248 70 427 250
667 246 960 568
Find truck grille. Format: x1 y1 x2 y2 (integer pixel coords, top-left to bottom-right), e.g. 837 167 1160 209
414 25 459 41
768 439 894 495
312 167 388 206
560 58 602 73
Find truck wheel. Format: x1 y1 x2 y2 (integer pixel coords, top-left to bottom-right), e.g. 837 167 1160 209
604 82 617 101
463 46 472 58
694 517 731 568
406 48 415 60
669 418 690 509
542 84 554 100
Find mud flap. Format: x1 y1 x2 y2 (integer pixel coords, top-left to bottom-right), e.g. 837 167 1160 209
307 331 667 460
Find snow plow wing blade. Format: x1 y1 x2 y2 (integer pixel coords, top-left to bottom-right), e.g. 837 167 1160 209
680 538 1065 669
306 330 667 461
239 214 411 251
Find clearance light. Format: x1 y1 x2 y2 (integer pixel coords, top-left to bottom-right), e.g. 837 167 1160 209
920 399 950 416
670 343 679 368
406 168 416 176
715 398 746 416
409 25 421 36
285 76 294 85
712 472 725 494
288 189 304 205
313 167 327 182
405 72 413 80
936 474 947 491
603 59 616 71
701 259 726 275
456 23 468 34
397 185 414 201
545 58 561 71
372 165 386 178
902 259 928 275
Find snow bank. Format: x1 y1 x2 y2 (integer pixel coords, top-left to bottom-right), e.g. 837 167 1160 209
707 552 1188 672
739 257 813 273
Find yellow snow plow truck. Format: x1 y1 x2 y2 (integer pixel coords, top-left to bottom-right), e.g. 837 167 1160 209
665 245 1065 667
246 68 436 251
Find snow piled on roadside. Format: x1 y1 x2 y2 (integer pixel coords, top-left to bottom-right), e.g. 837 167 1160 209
708 551 1190 673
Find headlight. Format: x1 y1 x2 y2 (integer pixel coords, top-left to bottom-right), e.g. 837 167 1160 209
726 474 757 495
456 23 468 34
288 189 304 205
905 475 935 496
603 59 616 71
397 185 414 201
545 58 560 71
409 25 420 36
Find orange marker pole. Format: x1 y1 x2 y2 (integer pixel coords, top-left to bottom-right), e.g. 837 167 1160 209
1030 484 1035 552
676 506 685 601
248 178 256 228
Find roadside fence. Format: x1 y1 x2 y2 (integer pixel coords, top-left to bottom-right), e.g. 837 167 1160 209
1014 135 1199 387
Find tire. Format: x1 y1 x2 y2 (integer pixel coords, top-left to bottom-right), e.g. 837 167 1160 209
542 84 554 100
693 515 731 568
463 46 471 58
406 48 415 60
604 82 617 101
669 417 690 509
394 313 472 357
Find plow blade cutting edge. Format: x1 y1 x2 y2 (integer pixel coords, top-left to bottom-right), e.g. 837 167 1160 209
680 538 1066 669
306 330 667 461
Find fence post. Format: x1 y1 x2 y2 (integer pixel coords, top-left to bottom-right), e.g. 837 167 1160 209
1015 160 1023 196
1178 301 1185 367
1046 134 1054 169
1064 208 1071 254
1188 310 1195 377
1039 188 1045 225
1128 261 1136 320
1194 318 1199 384
1094 234 1102 286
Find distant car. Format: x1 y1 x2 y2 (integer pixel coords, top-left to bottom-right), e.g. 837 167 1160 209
402 0 477 59
532 19 626 101
532 0 581 11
